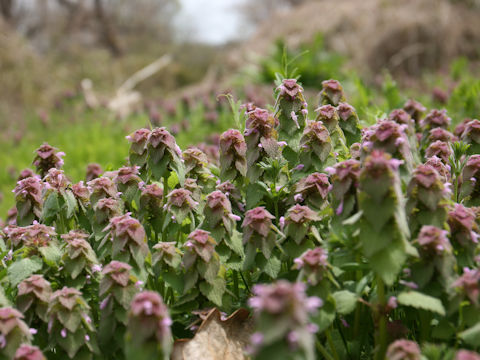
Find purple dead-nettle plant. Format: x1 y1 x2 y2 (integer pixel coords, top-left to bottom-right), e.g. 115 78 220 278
152 242 182 271
424 156 452 183
0 307 32 359
455 118 472 139
275 79 307 151
219 129 247 181
420 109 451 132
386 339 422 360
244 108 278 181
146 127 184 184
126 128 150 167
99 260 139 350
294 247 329 286
349 142 361 160
314 104 347 153
358 150 413 287
294 172 331 211
403 99 427 129
415 225 452 256
406 164 449 234
165 188 197 225
3 225 29 249
455 350 480 360
17 169 36 182
138 183 163 222
182 229 225 306
114 166 141 192
428 127 456 144
216 181 244 213
452 267 480 306
361 120 413 174
283 204 321 257
94 197 122 227
13 344 46 360
46 287 96 358
460 119 480 154
337 102 361 146
425 140 452 163
44 168 70 192
448 203 479 267
16 275 52 322
460 155 480 205
299 120 335 172
32 143 65 177
71 181 90 204
248 280 321 360
87 176 118 207
241 207 281 277
104 213 149 269
85 163 103 182
17 223 57 258
319 79 346 106
182 147 215 188
61 230 99 280
14 176 43 226
327 159 361 219
183 178 203 204
125 291 172 360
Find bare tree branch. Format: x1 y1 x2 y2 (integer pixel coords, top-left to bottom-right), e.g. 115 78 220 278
94 0 123 57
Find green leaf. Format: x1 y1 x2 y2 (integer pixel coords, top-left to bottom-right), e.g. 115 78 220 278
39 243 62 267
332 290 358 315
64 189 78 218
397 291 446 316
459 322 480 347
8 257 43 287
41 191 60 221
258 254 281 278
199 278 225 306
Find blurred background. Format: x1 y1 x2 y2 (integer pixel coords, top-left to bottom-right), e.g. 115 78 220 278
1 0 480 217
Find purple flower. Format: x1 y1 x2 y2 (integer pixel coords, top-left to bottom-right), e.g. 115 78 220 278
386 339 421 360
277 79 304 100
60 328 67 338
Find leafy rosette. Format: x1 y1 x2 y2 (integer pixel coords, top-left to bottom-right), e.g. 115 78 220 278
386 339 422 360
424 156 452 183
125 291 172 360
0 307 32 359
314 104 347 154
420 109 451 132
71 181 90 205
283 204 321 258
406 164 449 234
216 181 244 214
46 287 97 358
428 127 456 144
98 260 139 354
294 172 331 211
244 108 277 181
87 176 118 207
219 129 247 181
337 102 361 146
460 155 480 205
16 275 52 322
403 99 427 129
448 204 479 266
13 344 46 360
275 79 307 151
126 128 150 166
319 79 346 106
146 127 184 184
460 119 480 154
242 207 281 278
182 230 225 306
32 143 65 177
104 213 149 269
165 188 198 225
425 140 452 163
182 147 215 188
85 163 102 182
299 120 335 172
327 159 361 220
248 280 322 360
14 176 43 226
114 166 142 203
294 248 329 286
358 150 414 285
61 230 99 282
361 120 413 174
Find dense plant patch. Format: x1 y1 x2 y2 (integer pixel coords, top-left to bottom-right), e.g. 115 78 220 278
1 76 480 360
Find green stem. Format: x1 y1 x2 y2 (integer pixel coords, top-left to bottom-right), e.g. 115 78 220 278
233 271 240 298
374 277 387 360
326 329 340 360
419 311 430 344
316 340 336 360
